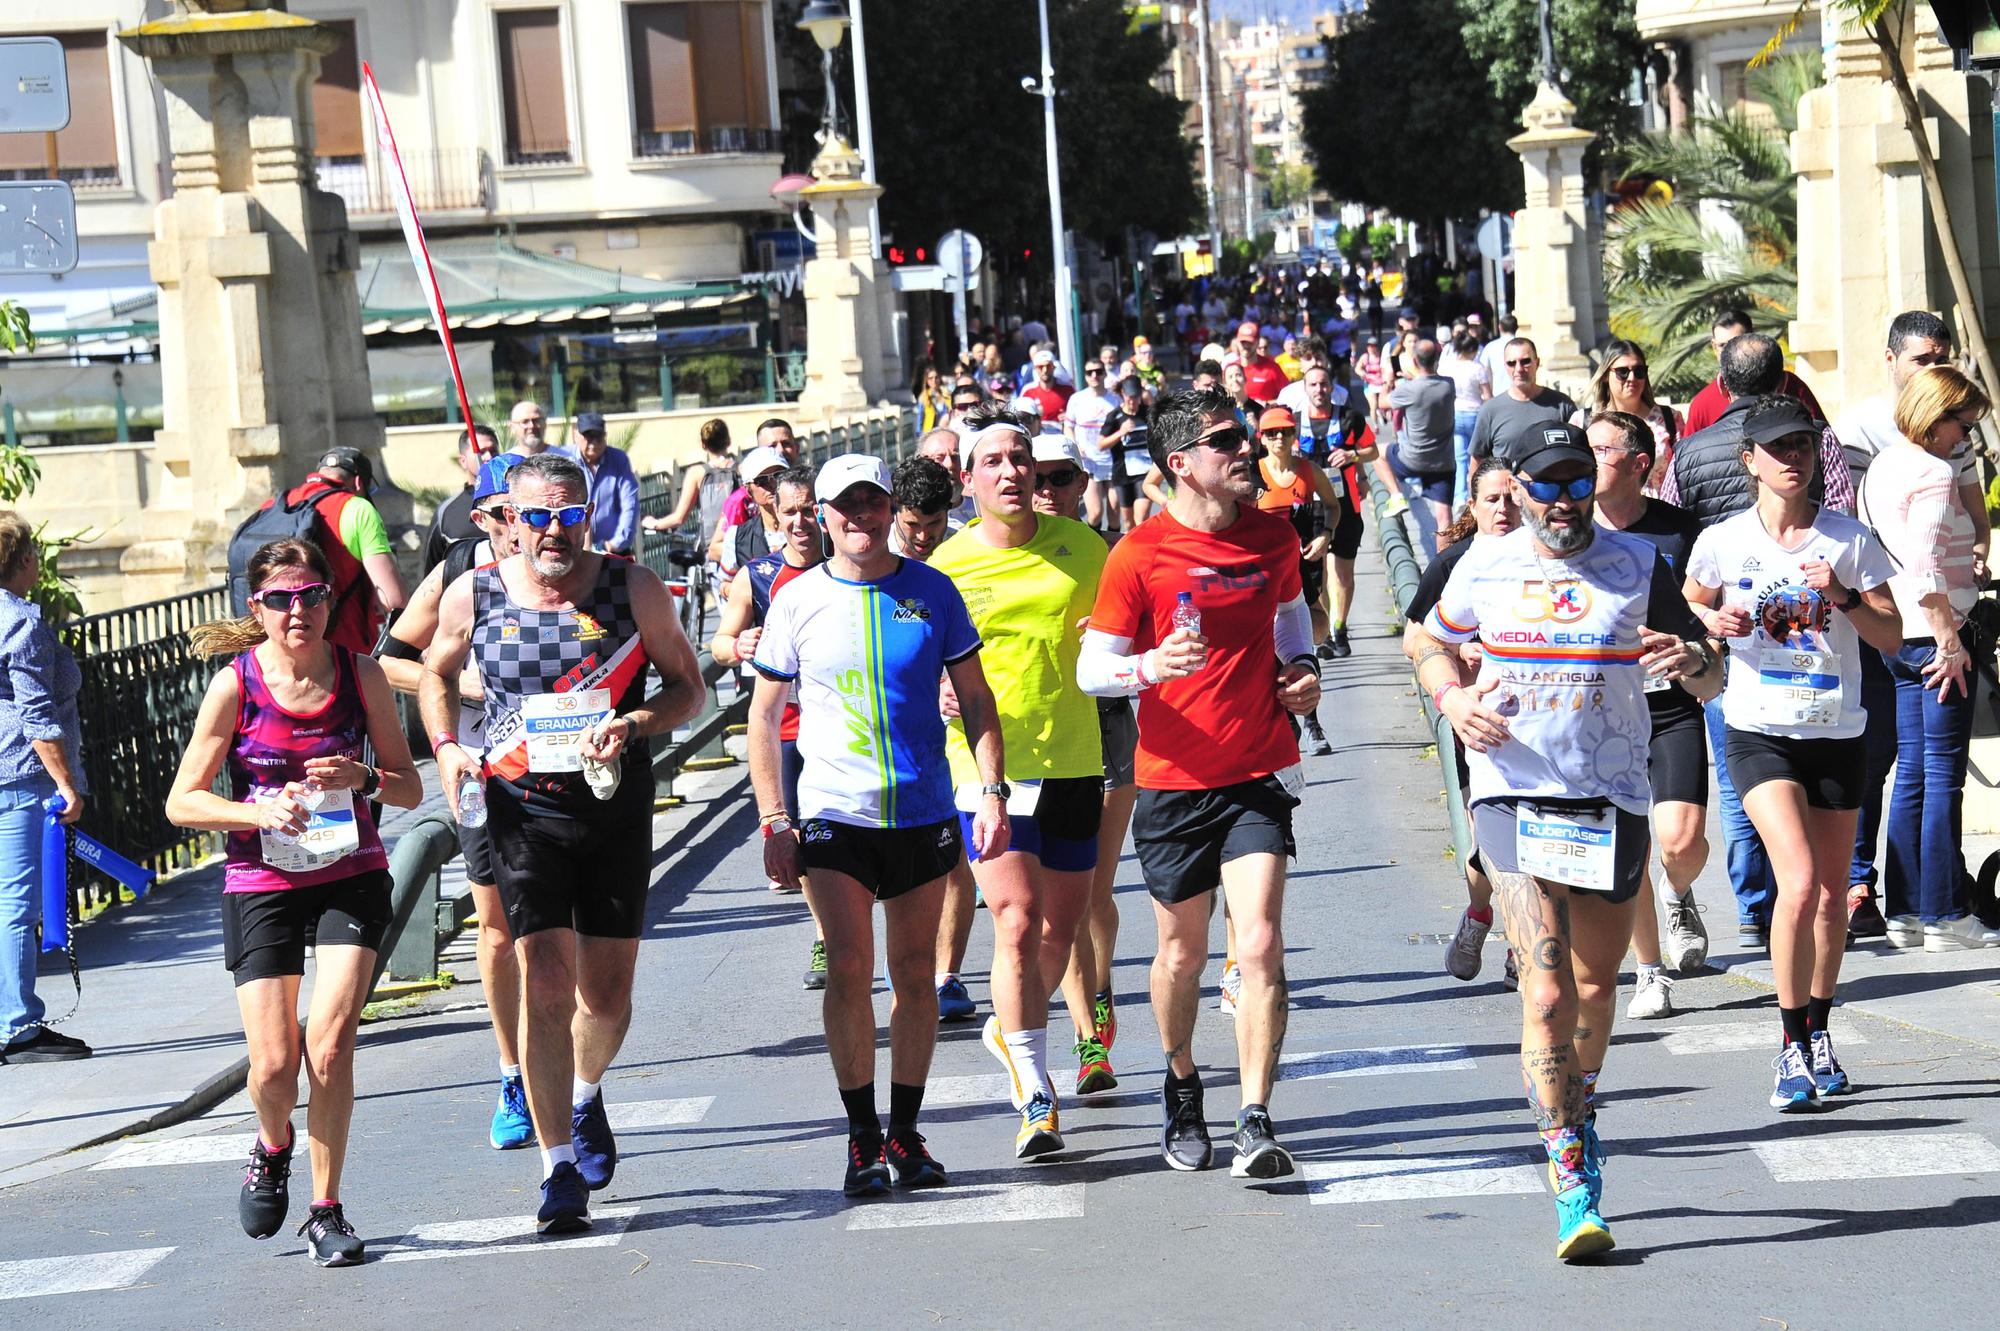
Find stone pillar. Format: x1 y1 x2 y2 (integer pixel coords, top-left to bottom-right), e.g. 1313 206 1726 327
1506 82 1603 389
115 0 397 592
795 136 891 420
1790 9 2000 420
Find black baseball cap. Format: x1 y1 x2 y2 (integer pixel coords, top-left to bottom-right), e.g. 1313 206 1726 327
1741 395 1817 446
575 410 607 435
1510 423 1594 479
316 447 376 494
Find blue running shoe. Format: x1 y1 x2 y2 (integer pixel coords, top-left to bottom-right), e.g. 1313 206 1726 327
1810 1030 1851 1095
1553 1182 1614 1261
490 1074 533 1150
572 1094 617 1190
537 1160 592 1234
1770 1041 1822 1112
937 976 976 1022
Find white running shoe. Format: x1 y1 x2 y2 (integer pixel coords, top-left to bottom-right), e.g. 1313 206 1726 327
1885 915 1925 950
1924 914 2000 952
1218 960 1242 1015
1443 908 1490 981
1662 892 1708 973
1625 969 1674 1020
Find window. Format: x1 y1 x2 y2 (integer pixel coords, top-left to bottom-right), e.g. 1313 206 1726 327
496 8 573 165
312 19 363 165
627 2 773 158
0 31 120 187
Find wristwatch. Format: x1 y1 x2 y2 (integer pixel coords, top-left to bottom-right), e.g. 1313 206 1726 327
358 764 382 798
1836 586 1863 614
980 781 1011 801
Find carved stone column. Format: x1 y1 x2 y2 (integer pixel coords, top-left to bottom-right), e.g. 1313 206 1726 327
795 136 890 420
1506 82 1603 390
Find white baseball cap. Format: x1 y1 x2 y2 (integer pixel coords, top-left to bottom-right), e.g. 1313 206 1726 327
814 453 893 502
1030 347 1056 367
1031 434 1081 466
737 444 788 481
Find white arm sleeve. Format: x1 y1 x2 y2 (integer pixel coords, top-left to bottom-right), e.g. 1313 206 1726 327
1273 593 1316 664
1076 628 1156 697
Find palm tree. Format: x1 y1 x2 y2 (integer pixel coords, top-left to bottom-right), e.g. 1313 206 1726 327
1602 53 1818 398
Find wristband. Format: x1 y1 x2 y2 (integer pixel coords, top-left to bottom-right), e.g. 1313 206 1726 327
762 816 794 839
1431 681 1462 711
431 731 459 752
1136 650 1159 689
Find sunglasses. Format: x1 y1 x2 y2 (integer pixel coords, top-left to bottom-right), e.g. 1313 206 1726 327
513 504 590 529
250 583 332 612
1506 358 1536 368
1034 467 1082 489
474 504 511 522
1186 425 1253 454
1520 476 1596 503
1610 365 1648 381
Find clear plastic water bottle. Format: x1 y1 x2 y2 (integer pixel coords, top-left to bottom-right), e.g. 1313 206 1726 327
456 772 488 829
1172 591 1201 639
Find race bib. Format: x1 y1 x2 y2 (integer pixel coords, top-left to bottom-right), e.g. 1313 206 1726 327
1275 763 1306 801
521 688 614 773
259 785 360 874
1756 646 1841 728
1515 803 1615 893
954 779 1044 817
1642 670 1672 695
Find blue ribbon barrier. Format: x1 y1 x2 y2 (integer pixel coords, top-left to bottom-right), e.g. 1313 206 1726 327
40 794 155 953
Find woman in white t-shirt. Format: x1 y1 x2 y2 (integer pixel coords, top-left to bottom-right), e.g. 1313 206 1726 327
1438 327 1490 511
1684 396 1901 1115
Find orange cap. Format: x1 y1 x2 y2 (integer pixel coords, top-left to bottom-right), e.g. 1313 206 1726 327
1256 406 1297 433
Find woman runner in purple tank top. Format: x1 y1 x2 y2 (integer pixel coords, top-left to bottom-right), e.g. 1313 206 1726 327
167 537 421 1267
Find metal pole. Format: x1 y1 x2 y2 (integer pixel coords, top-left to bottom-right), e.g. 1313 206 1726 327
1195 0 1221 264
1036 0 1078 378
851 0 882 260
953 232 969 355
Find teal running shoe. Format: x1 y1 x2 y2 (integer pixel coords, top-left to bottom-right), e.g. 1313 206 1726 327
1554 1182 1614 1261
490 1074 533 1150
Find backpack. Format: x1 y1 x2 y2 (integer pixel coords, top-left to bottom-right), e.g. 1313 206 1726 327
227 484 343 615
696 463 735 546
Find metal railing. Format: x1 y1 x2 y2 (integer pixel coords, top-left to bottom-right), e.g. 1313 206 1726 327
316 148 492 216
632 126 781 159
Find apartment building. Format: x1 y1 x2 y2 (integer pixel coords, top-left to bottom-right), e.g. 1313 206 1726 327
1635 0 1823 130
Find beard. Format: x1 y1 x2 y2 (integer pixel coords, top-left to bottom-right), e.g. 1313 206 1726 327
530 543 576 579
1526 506 1594 555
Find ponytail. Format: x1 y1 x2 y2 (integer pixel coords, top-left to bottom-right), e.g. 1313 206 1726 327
189 613 267 658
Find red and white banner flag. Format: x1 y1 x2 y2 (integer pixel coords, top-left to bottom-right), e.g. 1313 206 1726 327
361 61 478 432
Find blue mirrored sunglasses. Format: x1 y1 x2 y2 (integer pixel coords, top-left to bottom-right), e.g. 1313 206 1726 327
1520 475 1596 503
513 504 589 530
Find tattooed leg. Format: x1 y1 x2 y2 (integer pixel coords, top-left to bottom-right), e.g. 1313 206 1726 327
1489 869 1586 1130
1221 853 1288 1107
1151 891 1216 1080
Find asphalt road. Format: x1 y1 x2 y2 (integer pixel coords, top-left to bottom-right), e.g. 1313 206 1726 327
4 549 1999 1330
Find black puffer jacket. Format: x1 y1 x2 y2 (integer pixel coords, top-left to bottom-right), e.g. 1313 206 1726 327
1669 396 1824 527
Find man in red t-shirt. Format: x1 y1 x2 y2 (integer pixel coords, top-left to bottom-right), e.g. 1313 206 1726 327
1226 320 1289 403
1016 348 1074 428
1681 310 1825 434
285 448 407 653
1077 385 1323 1182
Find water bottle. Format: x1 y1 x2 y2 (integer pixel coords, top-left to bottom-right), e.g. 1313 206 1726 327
1172 591 1201 639
456 772 488 829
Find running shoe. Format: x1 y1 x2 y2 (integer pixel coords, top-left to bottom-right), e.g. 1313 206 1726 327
1299 716 1333 757
1016 1090 1065 1159
1553 1182 1615 1262
1810 1030 1851 1095
1381 493 1411 519
803 938 828 990
1503 949 1519 991
1074 1037 1117 1096
572 1093 617 1191
1846 887 1887 941
1885 914 1925 949
537 1160 592 1234
1160 1082 1213 1172
1443 907 1490 981
1229 1107 1295 1179
1770 1041 1822 1112
1924 914 2000 952
1315 638 1338 662
297 1202 365 1267
1092 990 1117 1049
1626 969 1674 1020
884 1127 948 1188
937 975 976 1022
843 1134 891 1197
490 1074 533 1150
1663 892 1709 971
1328 628 1352 659
982 1014 1028 1109
239 1131 293 1239
1218 959 1242 1015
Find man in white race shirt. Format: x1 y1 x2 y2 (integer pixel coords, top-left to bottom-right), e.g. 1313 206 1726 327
1410 424 1722 1263
1062 360 1120 527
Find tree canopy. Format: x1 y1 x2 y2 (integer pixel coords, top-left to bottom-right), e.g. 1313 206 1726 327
1458 0 1645 158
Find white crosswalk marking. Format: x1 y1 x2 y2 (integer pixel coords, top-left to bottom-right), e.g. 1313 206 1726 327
0 1248 175 1302
374 1206 639 1263
845 1182 1086 1231
606 1096 715 1129
1304 1152 1543 1204
1752 1132 2000 1183
1660 1021 1869 1056
1280 1044 1476 1080
923 1074 1017 1106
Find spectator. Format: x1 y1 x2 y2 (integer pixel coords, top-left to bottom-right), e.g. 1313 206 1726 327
1386 338 1458 547
913 364 952 433
423 424 499 576
645 418 735 542
1478 315 1516 387
286 448 407 653
1680 309 1825 435
569 412 639 557
1572 339 1680 495
1468 337 1581 468
1661 335 1852 521
0 511 90 1064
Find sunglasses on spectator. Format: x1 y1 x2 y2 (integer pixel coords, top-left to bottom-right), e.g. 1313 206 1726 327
1506 358 1537 368
1520 476 1596 503
1610 365 1648 381
250 583 332 612
1034 467 1082 489
514 504 590 529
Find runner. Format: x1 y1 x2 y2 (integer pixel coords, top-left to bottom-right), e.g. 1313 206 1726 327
711 445 790 589
1254 406 1342 755
167 538 423 1266
1685 396 1902 1110
1099 375 1156 531
1295 365 1380 658
1587 411 1714 1020
421 453 705 1234
710 466 829 986
1413 424 1722 1259
1077 386 1324 1180
933 410 1109 1156
750 453 1010 1197
1062 359 1120 527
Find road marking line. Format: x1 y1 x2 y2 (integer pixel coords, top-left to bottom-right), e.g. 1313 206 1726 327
1280 1045 1476 1080
0 1248 175 1301
1660 1021 1869 1056
845 1182 1085 1231
374 1206 639 1263
923 1074 1017 1105
92 1136 258 1170
1753 1132 2000 1183
1304 1153 1543 1204
606 1096 715 1129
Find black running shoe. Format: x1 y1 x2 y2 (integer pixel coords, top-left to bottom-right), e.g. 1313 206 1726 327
1161 1082 1213 1171
572 1094 617 1191
1330 627 1352 658
885 1127 948 1188
298 1202 365 1267
1315 637 1338 662
537 1160 592 1234
844 1133 891 1197
1229 1107 1295 1179
239 1132 294 1238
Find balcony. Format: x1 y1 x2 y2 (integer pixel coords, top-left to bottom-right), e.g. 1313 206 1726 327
631 126 781 161
315 148 493 219
1635 0 1813 42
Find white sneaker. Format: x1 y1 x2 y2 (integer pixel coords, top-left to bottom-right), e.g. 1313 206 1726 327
1443 908 1490 981
1885 915 1926 949
1218 960 1241 1015
1924 915 2000 952
1662 892 1709 973
1626 968 1674 1020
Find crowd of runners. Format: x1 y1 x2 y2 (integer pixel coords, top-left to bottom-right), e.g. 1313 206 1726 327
162 286 1998 1267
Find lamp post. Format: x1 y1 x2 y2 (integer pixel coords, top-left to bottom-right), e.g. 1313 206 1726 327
797 0 882 258
1027 0 1078 381
796 0 850 145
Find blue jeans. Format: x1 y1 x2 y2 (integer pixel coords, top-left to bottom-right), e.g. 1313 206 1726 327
1706 703 1775 926
1451 410 1477 511
1847 646 1898 893
0 781 49 1044
1883 640 1976 922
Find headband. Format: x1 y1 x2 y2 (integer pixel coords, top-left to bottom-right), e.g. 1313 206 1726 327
957 421 1030 468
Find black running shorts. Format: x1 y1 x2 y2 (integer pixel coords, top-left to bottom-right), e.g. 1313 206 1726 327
1724 727 1866 811
222 870 393 984
1328 492 1364 561
485 792 653 939
1131 776 1298 905
1647 703 1709 807
800 817 962 901
460 815 494 886
1098 697 1138 791
1470 797 1647 905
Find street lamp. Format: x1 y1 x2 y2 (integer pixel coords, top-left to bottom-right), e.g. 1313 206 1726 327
1026 0 1078 381
797 0 850 143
